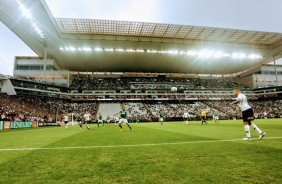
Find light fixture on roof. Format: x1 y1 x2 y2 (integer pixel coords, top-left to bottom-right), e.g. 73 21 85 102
59 46 262 60
213 51 224 58
136 49 145 53
82 47 92 51
69 47 76 51
94 48 103 52
116 48 125 52
105 48 114 52
126 49 135 53
167 50 179 55
231 53 247 59
248 54 262 59
198 50 214 58
17 0 45 38
187 50 198 56
147 50 158 53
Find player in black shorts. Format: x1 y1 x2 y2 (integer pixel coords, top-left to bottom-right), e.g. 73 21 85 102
231 89 266 140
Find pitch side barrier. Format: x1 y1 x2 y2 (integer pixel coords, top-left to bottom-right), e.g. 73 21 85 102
0 121 38 131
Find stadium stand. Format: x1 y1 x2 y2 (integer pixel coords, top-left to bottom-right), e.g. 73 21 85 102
146 102 228 120
0 93 97 122
70 77 250 90
1 72 282 122
97 103 121 119
124 103 152 121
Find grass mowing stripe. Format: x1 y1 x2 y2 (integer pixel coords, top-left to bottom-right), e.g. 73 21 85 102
1 136 281 151
0 127 57 134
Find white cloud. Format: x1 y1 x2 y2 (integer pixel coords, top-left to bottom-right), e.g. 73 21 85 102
45 0 282 32
45 0 161 22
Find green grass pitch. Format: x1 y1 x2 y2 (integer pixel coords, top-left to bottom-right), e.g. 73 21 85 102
0 119 281 184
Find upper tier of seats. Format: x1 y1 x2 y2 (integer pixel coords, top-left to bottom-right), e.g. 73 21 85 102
69 77 249 90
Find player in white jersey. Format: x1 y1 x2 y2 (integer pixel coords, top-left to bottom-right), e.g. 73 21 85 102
63 114 69 128
114 116 119 125
83 112 91 129
231 89 266 140
263 112 267 120
183 112 190 125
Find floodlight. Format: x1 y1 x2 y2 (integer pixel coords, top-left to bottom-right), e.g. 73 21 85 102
232 53 246 59
213 51 224 58
187 51 197 56
126 49 135 52
168 50 179 55
94 48 103 52
116 48 125 52
136 49 145 53
105 48 114 52
248 54 262 59
147 50 158 53
69 47 76 51
198 50 214 58
82 47 92 51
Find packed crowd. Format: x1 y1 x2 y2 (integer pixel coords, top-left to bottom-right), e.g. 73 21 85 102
0 93 56 122
11 79 69 92
1 92 281 123
0 94 97 122
56 103 97 116
70 77 249 90
124 103 152 121
250 100 282 118
146 102 227 119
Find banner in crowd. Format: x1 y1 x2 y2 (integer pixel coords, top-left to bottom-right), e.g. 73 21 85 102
0 121 38 131
10 121 33 129
4 121 10 130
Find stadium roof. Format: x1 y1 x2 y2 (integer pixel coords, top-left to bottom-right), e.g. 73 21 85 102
55 18 282 47
1 0 282 74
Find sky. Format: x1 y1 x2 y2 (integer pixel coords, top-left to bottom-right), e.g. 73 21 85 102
1 0 282 75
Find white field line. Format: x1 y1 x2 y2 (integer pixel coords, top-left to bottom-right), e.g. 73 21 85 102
0 137 281 152
0 127 57 134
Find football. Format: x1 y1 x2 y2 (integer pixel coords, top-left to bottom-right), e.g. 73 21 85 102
171 87 177 92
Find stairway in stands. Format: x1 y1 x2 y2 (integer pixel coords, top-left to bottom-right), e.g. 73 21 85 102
97 103 121 119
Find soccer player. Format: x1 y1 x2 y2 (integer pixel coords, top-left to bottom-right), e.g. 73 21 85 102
114 116 119 125
183 111 190 125
213 111 219 123
63 114 69 128
159 110 164 125
113 105 132 131
97 113 104 127
201 110 207 125
230 89 266 140
77 114 83 129
106 115 111 125
263 111 267 120
83 112 91 130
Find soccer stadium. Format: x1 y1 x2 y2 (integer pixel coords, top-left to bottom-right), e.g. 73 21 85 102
0 0 282 183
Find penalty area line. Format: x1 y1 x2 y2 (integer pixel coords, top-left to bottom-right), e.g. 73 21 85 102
0 137 282 152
